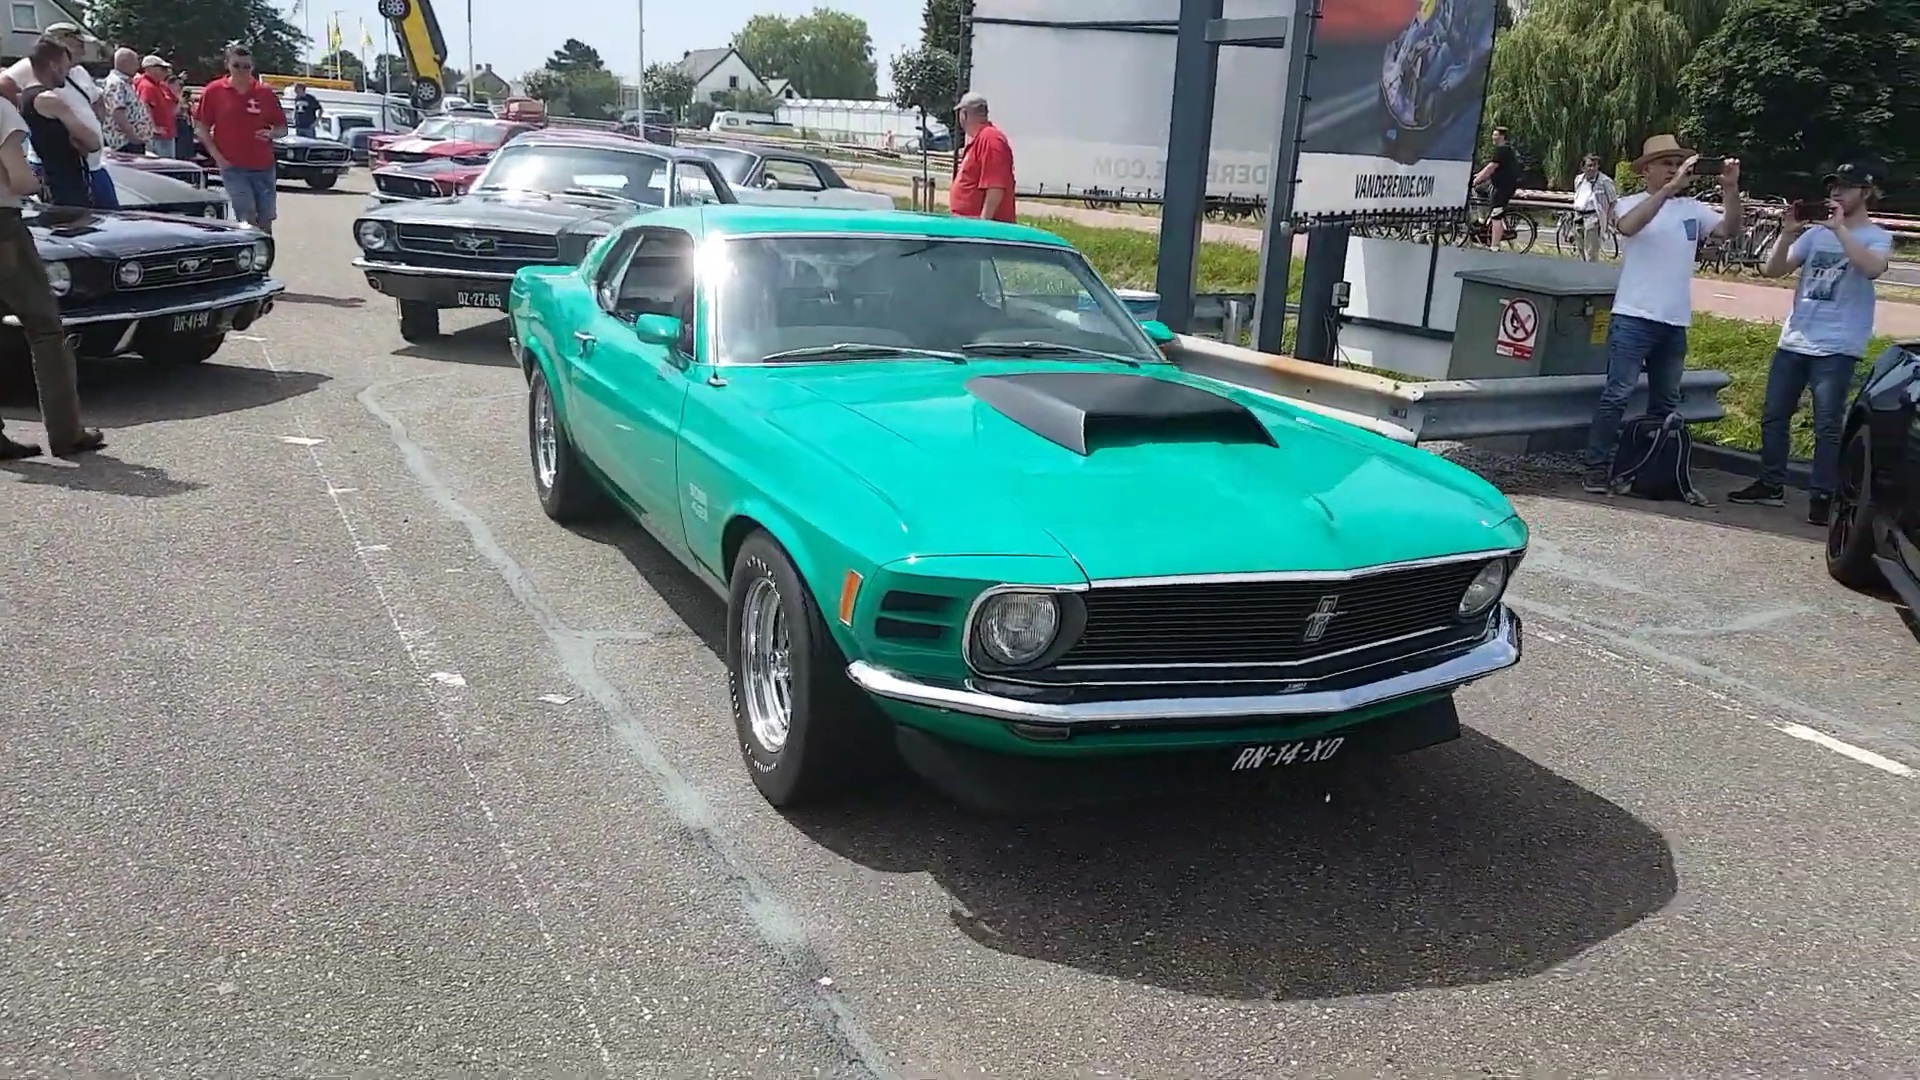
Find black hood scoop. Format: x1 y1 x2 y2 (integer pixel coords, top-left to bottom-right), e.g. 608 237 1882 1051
965 372 1277 455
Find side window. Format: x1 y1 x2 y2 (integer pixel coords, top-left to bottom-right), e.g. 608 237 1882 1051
761 158 825 192
592 228 648 310
992 252 1091 313
614 228 696 323
671 163 723 206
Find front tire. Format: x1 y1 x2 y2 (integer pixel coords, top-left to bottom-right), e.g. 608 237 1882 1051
305 173 338 191
398 300 440 342
727 531 893 807
528 366 607 523
1827 424 1884 589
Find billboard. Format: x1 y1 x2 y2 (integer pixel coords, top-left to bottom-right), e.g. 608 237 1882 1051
968 0 1500 217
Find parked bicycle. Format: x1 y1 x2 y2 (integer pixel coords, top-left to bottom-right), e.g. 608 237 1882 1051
1551 208 1618 261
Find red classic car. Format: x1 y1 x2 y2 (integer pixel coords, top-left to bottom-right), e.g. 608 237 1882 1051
370 156 488 202
368 116 537 169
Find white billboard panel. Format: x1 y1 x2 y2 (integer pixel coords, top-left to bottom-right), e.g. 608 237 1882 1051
969 0 1499 217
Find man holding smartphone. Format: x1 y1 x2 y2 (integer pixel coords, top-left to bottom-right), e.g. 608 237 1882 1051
1730 161 1892 523
1581 134 1742 494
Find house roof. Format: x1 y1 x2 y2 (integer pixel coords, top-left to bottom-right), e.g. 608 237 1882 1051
766 78 791 96
677 48 735 84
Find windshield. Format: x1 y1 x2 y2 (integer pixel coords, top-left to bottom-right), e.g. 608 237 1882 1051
710 235 1164 366
699 147 756 184
475 142 671 204
411 117 454 140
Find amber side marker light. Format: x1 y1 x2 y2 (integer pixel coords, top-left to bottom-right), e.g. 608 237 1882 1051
837 571 863 626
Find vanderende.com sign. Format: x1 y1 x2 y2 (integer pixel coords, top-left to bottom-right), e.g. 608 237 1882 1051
969 0 1500 217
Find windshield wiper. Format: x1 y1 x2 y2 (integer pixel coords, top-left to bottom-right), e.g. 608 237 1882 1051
957 341 1142 366
559 186 636 203
472 185 550 199
757 343 966 364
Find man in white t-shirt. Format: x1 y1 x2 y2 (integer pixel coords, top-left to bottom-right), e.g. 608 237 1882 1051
0 23 116 208
1581 133 1742 494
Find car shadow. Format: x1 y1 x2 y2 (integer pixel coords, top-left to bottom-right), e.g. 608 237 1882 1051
784 731 1676 1001
0 453 202 497
1 360 328 426
395 320 518 369
278 291 366 309
570 516 728 657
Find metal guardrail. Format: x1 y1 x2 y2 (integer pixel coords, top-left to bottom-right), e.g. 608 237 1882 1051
1166 334 1730 444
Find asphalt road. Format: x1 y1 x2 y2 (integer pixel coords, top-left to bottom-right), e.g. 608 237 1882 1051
1 174 1916 1079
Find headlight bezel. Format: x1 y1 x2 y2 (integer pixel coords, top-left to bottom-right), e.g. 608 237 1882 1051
964 585 1086 673
1456 558 1512 619
45 260 71 297
354 219 392 251
251 238 273 271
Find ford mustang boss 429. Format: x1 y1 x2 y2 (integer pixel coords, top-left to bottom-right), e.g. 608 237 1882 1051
353 129 735 343
508 207 1527 810
3 202 281 373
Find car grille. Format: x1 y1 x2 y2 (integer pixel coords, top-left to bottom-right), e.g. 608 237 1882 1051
396 224 559 262
306 146 349 164
376 173 441 199
115 246 254 291
1042 559 1497 679
383 150 431 164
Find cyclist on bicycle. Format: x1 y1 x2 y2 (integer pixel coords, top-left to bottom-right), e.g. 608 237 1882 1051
1470 126 1520 247
1572 154 1618 260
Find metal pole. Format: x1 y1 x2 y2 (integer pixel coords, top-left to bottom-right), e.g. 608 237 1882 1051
466 0 474 100
1250 0 1319 354
635 0 646 118
1152 0 1225 334
1293 225 1349 361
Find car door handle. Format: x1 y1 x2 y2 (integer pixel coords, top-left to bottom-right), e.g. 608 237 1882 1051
573 331 595 356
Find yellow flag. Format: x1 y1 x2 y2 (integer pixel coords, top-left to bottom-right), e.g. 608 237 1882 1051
359 19 374 51
327 15 342 52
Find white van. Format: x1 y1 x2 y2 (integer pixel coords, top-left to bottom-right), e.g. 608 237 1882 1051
308 89 420 133
708 111 793 136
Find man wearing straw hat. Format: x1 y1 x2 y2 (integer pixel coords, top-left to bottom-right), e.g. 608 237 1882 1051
1581 133 1741 495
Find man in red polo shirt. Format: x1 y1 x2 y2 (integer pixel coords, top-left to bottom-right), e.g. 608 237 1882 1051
948 90 1016 222
192 44 286 233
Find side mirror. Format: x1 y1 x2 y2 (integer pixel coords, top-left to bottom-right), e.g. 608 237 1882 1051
1139 319 1175 346
634 312 683 346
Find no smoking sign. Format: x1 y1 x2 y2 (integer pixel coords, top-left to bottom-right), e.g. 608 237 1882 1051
1495 297 1539 361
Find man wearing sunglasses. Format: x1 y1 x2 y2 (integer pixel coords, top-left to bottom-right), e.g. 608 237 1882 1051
191 44 286 232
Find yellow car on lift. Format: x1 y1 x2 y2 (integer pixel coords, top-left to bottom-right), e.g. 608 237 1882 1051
375 0 451 109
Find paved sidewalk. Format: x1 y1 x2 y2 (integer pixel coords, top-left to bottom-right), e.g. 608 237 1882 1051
861 180 1920 337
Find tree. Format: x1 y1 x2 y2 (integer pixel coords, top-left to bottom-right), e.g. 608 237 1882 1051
545 39 605 75
713 87 782 115
522 65 622 119
921 0 971 59
890 46 959 126
732 10 878 99
1680 0 1920 197
315 50 365 85
643 63 695 118
90 0 304 81
370 53 411 92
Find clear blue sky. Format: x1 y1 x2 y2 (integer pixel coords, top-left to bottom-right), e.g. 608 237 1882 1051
288 0 919 91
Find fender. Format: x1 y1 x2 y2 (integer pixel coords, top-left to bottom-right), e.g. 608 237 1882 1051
717 494 875 659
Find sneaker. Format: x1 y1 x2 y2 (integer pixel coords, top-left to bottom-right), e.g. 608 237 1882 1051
1727 481 1786 507
1807 495 1832 527
1581 467 1612 494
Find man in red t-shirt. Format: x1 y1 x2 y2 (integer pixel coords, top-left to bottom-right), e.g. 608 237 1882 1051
192 44 287 232
134 55 181 159
948 91 1016 223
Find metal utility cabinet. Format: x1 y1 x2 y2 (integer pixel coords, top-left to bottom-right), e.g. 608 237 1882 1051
1449 262 1622 380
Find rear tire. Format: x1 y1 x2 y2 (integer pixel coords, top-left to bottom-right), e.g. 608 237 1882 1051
727 531 894 807
1826 424 1884 590
528 366 608 523
398 300 440 342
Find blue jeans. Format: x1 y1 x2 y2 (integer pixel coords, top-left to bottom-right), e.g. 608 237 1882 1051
1585 313 1688 467
220 165 279 225
1760 348 1857 496
88 166 118 209
295 123 315 138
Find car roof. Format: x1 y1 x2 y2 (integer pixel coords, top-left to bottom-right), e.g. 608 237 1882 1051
682 142 829 167
633 205 1073 247
510 128 709 159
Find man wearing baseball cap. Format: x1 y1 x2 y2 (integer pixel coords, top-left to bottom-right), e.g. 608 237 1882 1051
1730 160 1893 523
135 55 180 158
0 24 117 207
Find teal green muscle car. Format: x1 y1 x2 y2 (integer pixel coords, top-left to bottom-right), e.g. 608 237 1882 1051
506 205 1527 810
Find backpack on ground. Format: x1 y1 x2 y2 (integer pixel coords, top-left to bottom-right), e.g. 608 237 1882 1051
1610 412 1709 505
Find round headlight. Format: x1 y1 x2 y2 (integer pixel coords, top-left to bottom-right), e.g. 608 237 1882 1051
1457 560 1509 618
252 239 272 271
355 220 390 250
975 591 1062 667
117 260 143 287
235 245 254 270
45 260 70 297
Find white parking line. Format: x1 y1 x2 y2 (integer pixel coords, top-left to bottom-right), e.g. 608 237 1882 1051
1773 723 1916 778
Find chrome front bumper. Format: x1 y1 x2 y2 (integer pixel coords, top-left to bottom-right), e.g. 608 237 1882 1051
352 257 518 281
846 605 1522 727
4 277 284 328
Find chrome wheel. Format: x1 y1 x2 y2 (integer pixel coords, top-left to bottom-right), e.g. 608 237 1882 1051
739 576 793 753
532 380 558 490
1828 438 1865 560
